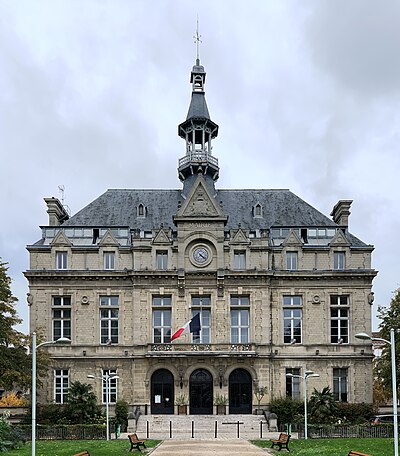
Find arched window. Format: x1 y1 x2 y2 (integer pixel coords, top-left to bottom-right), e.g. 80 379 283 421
137 204 146 218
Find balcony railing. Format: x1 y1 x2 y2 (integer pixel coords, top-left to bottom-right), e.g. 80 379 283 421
149 343 256 355
178 151 219 169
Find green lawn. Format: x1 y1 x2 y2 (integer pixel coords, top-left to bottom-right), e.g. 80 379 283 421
2 439 160 455
252 437 393 455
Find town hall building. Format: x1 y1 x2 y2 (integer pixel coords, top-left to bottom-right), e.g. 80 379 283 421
25 55 377 415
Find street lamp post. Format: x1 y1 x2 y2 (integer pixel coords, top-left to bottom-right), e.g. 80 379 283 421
87 373 119 440
31 331 70 456
286 370 319 439
356 329 398 456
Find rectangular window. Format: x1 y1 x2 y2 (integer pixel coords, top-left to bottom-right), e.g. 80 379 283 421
100 296 119 344
286 368 300 399
104 252 115 270
286 252 298 270
283 296 302 344
152 296 171 343
330 296 349 343
156 251 168 270
333 368 348 402
102 369 117 404
334 251 345 270
56 251 67 270
54 369 69 404
230 296 249 344
53 296 71 341
192 296 211 344
233 251 246 270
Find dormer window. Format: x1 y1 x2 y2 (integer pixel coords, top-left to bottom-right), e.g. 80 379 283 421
137 204 147 218
253 203 263 218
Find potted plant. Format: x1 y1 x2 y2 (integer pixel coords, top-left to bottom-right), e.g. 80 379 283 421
175 394 188 415
254 386 267 415
214 394 228 415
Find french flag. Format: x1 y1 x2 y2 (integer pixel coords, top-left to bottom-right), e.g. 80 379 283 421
171 313 201 342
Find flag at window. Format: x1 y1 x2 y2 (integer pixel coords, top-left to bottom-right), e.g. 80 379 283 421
171 313 201 342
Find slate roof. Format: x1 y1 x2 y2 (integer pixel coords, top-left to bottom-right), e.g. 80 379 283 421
186 92 210 120
61 188 368 247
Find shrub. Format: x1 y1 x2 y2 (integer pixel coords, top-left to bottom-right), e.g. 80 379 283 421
115 400 129 432
269 397 304 425
335 402 376 424
0 411 23 452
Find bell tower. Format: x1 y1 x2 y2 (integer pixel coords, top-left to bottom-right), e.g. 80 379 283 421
178 25 219 195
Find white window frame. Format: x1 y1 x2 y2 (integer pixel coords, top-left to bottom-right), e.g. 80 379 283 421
233 251 246 270
104 252 115 270
152 296 171 343
230 296 250 344
333 251 345 270
191 296 211 344
156 251 168 270
52 296 71 341
286 251 298 270
102 369 118 404
330 296 349 344
56 251 68 270
333 368 348 402
283 296 302 344
286 368 300 399
100 296 119 344
54 369 69 404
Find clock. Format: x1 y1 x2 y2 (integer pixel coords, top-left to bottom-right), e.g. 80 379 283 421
193 247 209 263
190 245 212 267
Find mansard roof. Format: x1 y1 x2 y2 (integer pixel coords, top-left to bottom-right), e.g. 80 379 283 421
61 188 368 247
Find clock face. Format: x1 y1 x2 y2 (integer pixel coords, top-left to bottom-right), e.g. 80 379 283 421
193 247 209 264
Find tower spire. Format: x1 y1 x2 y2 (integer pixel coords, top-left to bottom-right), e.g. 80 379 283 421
194 16 202 65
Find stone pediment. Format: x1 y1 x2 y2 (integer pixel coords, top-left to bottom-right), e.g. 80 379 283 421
282 230 303 247
99 230 118 246
152 228 171 245
51 230 71 246
175 175 226 220
230 228 250 245
330 230 350 247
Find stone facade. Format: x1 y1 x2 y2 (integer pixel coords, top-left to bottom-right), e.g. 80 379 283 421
25 58 376 415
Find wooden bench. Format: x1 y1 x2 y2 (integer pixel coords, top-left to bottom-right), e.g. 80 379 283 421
270 432 291 451
348 452 371 456
73 451 90 456
128 433 146 452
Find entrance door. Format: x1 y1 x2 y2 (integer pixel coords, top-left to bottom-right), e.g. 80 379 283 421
189 369 213 414
229 368 252 414
151 369 174 414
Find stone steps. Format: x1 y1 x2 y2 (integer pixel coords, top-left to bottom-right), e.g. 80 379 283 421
132 414 277 440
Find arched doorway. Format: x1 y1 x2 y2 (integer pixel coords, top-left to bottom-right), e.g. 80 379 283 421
189 369 213 414
229 368 252 414
151 369 174 414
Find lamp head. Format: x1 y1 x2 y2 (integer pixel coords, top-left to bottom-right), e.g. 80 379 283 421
55 337 71 344
355 332 372 340
87 375 95 379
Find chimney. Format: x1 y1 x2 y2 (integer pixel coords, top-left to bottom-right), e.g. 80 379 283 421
331 200 352 228
44 197 69 226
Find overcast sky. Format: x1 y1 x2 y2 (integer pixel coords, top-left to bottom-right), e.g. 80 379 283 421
1 0 399 333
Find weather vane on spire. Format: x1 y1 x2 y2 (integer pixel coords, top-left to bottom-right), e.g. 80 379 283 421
193 16 202 64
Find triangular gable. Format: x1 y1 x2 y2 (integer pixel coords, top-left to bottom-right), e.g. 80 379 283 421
176 175 226 218
282 230 303 247
51 230 71 246
99 230 118 246
330 230 350 247
152 228 171 245
230 228 250 245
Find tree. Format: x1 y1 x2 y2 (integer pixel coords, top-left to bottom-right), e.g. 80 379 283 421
0 259 31 390
65 381 102 424
309 387 338 424
375 288 400 399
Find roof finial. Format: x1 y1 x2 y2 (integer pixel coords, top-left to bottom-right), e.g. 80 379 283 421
193 15 202 65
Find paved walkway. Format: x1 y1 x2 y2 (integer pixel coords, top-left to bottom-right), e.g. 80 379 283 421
148 439 274 455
